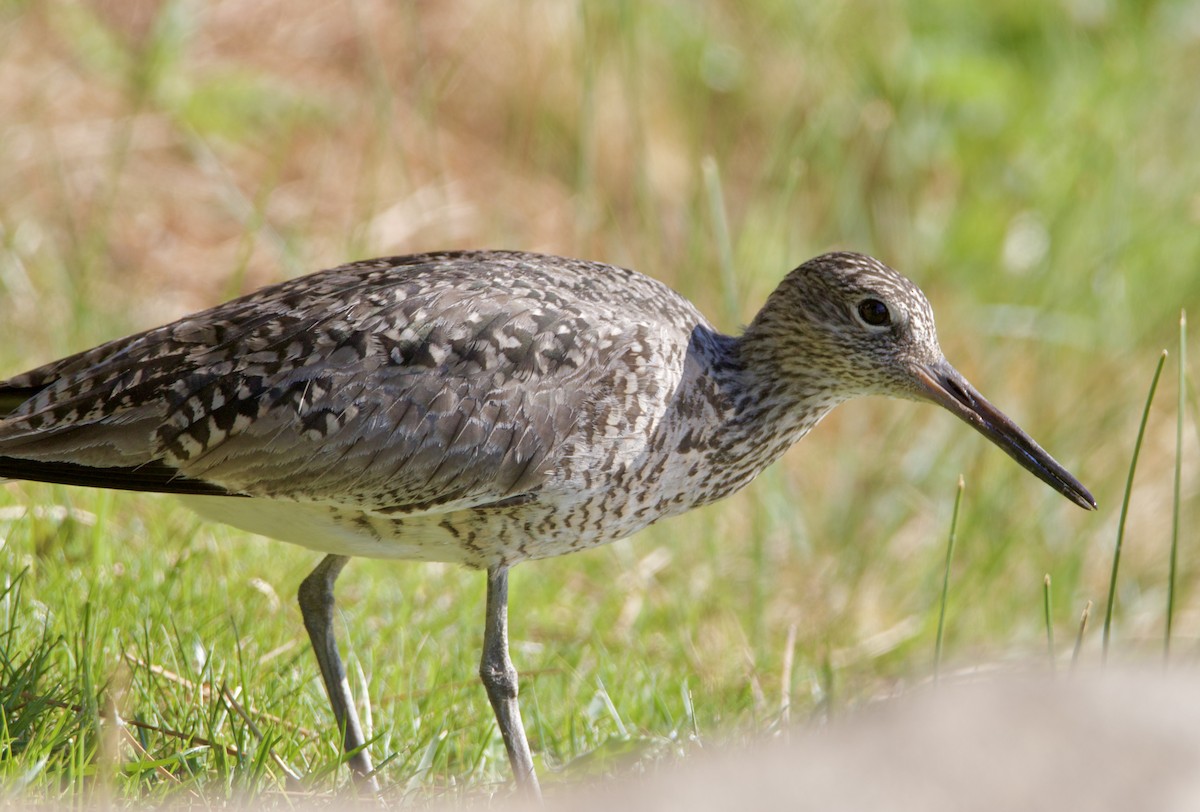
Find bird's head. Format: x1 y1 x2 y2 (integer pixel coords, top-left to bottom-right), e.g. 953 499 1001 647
743 252 1096 510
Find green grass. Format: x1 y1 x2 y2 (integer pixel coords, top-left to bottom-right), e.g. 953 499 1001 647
1103 350 1167 663
1 0 1198 805
933 475 963 682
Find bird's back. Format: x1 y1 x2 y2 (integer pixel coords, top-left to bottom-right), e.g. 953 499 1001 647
0 252 719 563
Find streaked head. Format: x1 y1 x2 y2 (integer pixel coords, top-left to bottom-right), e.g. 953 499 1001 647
745 252 1096 510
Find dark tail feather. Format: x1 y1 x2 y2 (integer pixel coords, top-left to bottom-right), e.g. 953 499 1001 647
0 457 235 496
0 387 42 417
0 382 237 497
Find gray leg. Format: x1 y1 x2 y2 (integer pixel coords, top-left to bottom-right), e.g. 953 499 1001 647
480 566 542 799
297 554 379 792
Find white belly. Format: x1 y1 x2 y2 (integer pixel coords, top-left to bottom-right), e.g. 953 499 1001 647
179 494 476 564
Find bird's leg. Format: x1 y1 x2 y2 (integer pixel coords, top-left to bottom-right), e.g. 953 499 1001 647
297 554 379 793
480 565 542 800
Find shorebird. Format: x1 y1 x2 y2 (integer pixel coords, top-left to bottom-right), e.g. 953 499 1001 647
0 250 1094 796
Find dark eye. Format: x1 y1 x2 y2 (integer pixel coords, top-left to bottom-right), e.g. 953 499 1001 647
857 298 891 327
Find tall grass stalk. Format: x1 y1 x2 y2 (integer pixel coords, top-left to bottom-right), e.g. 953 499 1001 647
1166 311 1186 662
934 475 964 683
701 157 739 328
1103 350 1167 664
1043 575 1055 671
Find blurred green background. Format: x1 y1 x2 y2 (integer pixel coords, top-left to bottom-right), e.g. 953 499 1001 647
0 0 1197 803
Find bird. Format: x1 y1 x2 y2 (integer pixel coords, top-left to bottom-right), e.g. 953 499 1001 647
0 250 1095 797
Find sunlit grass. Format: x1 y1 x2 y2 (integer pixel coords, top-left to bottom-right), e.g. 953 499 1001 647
1167 310 1187 662
933 476 963 683
0 0 1197 805
1103 351 1168 664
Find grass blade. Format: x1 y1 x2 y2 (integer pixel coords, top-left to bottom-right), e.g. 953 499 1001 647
1043 574 1055 671
701 156 739 327
1071 600 1092 672
1102 350 1167 664
1166 310 1187 663
934 475 965 683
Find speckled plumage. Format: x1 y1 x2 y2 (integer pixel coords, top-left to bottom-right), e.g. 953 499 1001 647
0 251 864 567
0 249 1094 794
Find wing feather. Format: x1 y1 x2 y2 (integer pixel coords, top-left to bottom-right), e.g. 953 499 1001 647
0 252 674 513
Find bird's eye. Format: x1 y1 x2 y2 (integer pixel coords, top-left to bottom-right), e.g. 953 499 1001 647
857 298 891 327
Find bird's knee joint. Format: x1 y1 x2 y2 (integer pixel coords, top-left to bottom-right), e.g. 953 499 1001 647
479 662 519 699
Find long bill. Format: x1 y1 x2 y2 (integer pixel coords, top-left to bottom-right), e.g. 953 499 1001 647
912 359 1096 511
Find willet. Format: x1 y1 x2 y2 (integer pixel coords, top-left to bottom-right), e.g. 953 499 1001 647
0 250 1095 797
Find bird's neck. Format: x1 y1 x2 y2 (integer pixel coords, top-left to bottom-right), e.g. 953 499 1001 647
668 327 844 508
